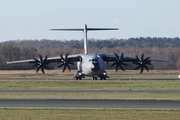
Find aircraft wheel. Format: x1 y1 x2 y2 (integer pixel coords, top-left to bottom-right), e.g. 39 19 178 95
76 77 82 80
92 77 97 80
100 77 106 80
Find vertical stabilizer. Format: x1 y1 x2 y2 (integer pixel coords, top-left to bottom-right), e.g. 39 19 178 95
50 24 119 54
84 24 88 54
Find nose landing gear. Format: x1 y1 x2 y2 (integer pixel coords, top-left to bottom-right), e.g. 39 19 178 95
92 76 98 80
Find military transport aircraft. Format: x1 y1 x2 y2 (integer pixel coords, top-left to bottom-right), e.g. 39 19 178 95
7 24 172 80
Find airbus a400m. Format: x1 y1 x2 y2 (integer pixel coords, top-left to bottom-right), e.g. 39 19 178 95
7 24 172 80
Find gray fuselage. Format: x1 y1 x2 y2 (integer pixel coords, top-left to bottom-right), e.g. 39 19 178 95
77 53 105 76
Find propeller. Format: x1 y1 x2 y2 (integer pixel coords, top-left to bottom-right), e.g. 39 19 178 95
58 53 74 72
134 54 152 73
33 55 50 74
111 53 128 71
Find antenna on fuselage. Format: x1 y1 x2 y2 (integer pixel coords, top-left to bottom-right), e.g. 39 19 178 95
50 24 119 54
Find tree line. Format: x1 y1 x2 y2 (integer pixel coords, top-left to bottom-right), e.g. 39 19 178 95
1 37 180 70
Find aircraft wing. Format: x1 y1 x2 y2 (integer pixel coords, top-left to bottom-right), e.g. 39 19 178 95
99 53 172 63
7 54 81 74
7 54 81 64
98 53 172 73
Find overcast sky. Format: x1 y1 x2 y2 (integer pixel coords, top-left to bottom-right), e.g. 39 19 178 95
0 0 180 41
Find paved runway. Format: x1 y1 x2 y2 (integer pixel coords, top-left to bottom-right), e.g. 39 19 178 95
1 90 179 110
1 99 180 110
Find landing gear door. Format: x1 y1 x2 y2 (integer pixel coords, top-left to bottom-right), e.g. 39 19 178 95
77 62 82 70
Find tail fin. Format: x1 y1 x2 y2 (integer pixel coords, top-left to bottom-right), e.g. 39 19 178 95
50 24 119 54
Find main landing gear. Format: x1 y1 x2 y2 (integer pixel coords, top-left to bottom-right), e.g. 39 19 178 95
92 76 106 80
92 76 98 80
75 77 82 80
100 77 106 80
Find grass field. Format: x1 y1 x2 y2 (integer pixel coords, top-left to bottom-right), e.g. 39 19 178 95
0 69 179 78
1 79 180 99
0 70 180 120
0 109 180 120
0 70 180 100
1 80 180 90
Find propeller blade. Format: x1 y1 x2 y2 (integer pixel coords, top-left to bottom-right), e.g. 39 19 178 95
41 67 45 74
111 52 128 71
33 54 49 74
36 66 40 73
58 53 74 72
134 54 151 73
62 65 66 72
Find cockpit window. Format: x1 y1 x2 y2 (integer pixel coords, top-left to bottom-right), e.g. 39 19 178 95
92 59 98 62
89 58 98 62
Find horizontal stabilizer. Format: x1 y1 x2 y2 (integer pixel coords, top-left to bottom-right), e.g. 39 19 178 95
50 29 84 31
50 24 119 54
87 28 119 31
50 24 119 32
50 28 119 31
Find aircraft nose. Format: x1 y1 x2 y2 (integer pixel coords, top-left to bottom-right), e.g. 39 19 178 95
91 62 100 72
